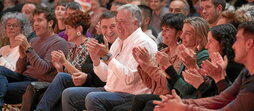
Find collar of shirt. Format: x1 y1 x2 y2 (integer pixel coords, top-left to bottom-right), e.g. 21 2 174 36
120 28 142 48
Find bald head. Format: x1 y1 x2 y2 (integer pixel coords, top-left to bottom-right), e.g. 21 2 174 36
22 3 36 23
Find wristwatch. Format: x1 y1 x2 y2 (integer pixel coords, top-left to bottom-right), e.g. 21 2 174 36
102 53 112 62
25 47 33 53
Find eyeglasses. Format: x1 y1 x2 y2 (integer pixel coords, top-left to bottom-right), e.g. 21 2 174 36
6 24 21 28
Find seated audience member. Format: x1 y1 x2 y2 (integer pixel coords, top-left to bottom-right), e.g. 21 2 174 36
154 21 254 111
148 0 168 37
157 0 190 48
217 10 249 28
183 24 244 98
21 2 36 25
110 1 126 12
112 13 186 111
204 24 244 83
0 0 23 18
169 0 190 17
0 12 32 71
200 0 226 27
236 4 254 21
54 1 67 34
35 11 118 111
57 1 83 41
21 2 37 41
117 17 210 111
138 5 157 44
61 4 157 111
0 6 68 109
165 17 209 99
88 0 107 35
2 0 16 11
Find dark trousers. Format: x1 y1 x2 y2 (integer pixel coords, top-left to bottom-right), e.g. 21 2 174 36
112 94 161 111
0 66 36 107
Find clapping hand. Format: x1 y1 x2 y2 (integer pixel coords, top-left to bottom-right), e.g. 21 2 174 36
177 45 198 69
132 46 151 67
86 38 109 65
200 52 228 83
182 69 204 89
155 51 171 70
15 34 29 58
153 90 186 111
51 50 67 64
15 34 29 50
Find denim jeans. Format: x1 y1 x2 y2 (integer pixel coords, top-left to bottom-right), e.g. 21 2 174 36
62 87 105 111
85 92 134 111
0 66 36 107
36 72 74 111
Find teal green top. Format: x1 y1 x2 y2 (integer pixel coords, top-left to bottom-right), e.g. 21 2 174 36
166 49 209 99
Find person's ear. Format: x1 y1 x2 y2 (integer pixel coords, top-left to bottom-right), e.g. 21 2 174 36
246 39 254 50
48 20 54 27
77 25 83 33
176 30 183 38
134 20 139 27
217 4 223 13
144 17 151 25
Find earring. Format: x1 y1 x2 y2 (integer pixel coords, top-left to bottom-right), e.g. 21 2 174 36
77 31 81 36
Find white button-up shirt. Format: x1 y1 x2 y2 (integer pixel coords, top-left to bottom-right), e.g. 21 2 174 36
94 28 158 95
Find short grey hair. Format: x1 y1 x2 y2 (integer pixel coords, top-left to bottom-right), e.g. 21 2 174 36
236 4 254 21
0 12 32 38
117 4 142 27
172 0 190 16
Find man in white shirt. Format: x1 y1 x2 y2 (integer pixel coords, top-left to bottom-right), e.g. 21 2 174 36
61 4 158 111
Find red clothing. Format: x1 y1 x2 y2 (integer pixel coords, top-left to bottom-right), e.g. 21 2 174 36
183 68 254 111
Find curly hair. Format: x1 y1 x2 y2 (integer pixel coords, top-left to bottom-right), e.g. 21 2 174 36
210 24 237 61
221 10 249 28
236 4 254 21
0 12 32 38
64 10 91 35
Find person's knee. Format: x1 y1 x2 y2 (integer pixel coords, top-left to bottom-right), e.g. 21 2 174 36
54 73 71 83
134 94 149 103
62 88 73 101
85 92 99 104
0 66 8 76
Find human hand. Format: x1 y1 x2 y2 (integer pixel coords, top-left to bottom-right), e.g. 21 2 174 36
86 39 101 66
15 34 30 50
51 50 67 65
72 72 88 86
153 90 186 111
86 38 109 57
182 69 204 89
156 51 171 70
210 52 228 72
52 61 63 72
200 52 228 83
132 47 151 66
177 45 197 69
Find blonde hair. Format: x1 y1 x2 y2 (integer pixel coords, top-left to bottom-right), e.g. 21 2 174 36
184 17 209 51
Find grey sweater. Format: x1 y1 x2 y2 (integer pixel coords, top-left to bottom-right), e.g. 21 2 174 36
16 34 68 82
